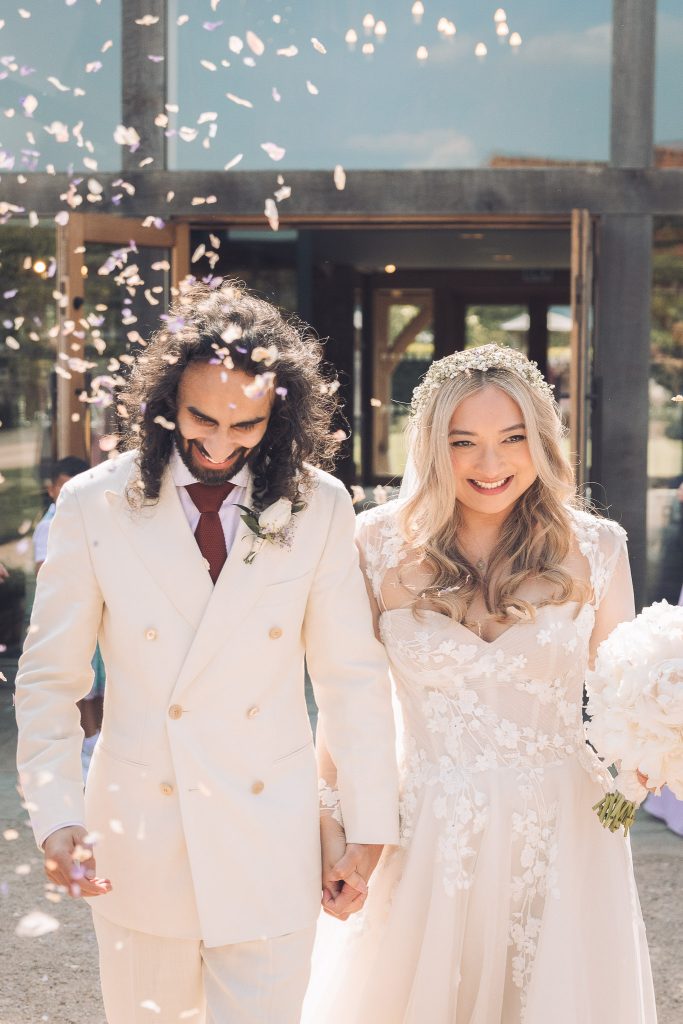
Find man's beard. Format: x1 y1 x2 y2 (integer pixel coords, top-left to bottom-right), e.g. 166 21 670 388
175 431 253 485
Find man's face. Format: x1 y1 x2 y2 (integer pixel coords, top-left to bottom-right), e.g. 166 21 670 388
175 362 273 485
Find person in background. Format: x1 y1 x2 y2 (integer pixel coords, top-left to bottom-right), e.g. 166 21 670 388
34 456 105 778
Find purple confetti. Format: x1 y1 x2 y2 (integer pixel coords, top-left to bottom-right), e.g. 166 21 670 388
203 21 224 31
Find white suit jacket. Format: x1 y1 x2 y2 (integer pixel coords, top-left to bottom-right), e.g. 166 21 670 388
15 451 399 947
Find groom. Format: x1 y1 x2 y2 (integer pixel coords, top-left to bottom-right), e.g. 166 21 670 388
15 281 399 1023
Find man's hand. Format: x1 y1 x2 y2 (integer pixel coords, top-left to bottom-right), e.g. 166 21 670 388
322 843 383 920
43 826 112 898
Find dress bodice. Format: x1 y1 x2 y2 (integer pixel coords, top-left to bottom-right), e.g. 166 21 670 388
357 502 627 781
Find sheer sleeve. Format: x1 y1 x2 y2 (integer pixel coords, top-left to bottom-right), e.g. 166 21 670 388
587 522 635 670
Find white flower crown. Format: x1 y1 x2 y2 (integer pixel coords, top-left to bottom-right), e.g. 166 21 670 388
410 344 556 421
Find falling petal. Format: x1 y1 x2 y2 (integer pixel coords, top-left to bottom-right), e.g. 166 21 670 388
226 93 253 109
306 80 319 95
15 912 60 938
272 87 281 102
277 45 298 57
311 37 327 54
47 76 70 92
200 59 217 71
224 153 243 170
261 142 285 161
21 94 38 117
228 35 243 53
135 15 159 26
246 30 265 55
264 197 279 231
54 211 69 226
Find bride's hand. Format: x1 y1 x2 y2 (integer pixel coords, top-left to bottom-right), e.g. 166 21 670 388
320 812 350 918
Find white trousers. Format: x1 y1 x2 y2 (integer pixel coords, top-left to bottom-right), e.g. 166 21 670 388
92 911 316 1024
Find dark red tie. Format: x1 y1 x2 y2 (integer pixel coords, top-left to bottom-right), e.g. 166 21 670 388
185 482 236 584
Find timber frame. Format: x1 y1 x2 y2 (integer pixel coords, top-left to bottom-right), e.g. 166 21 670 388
0 0 680 605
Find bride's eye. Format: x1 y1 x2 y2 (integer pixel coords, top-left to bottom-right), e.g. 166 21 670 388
450 440 474 448
504 434 527 443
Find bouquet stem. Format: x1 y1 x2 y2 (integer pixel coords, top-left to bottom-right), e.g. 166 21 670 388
593 791 638 836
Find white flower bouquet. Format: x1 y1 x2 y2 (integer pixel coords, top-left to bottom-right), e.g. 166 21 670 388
586 600 683 835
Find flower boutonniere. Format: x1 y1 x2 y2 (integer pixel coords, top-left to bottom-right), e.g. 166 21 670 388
236 497 305 564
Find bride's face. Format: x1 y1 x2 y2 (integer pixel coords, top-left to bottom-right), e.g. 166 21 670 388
448 386 538 517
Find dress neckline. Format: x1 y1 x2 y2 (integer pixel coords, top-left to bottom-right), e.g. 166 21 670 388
379 601 584 648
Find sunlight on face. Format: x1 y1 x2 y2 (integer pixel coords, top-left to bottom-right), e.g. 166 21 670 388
448 386 537 518
175 363 273 485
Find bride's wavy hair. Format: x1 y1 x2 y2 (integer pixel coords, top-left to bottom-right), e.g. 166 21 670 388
397 366 589 623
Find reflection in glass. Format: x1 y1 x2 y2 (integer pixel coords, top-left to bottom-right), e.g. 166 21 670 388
646 218 683 605
0 224 57 645
372 290 434 477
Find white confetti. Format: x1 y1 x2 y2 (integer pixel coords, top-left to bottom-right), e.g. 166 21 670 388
272 87 281 102
197 111 217 124
277 45 298 57
22 94 38 116
264 198 279 231
226 93 253 109
140 1001 161 1014
311 37 327 54
153 416 175 430
15 912 60 938
5 336 20 350
261 142 285 162
200 59 217 71
333 165 346 190
113 124 141 148
228 35 243 54
306 81 319 95
135 15 159 26
246 30 265 55
47 76 71 92
54 211 69 226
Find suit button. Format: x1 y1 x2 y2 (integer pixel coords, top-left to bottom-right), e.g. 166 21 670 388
145 628 157 641
246 706 260 719
160 782 174 796
269 627 283 639
168 704 183 720
251 780 265 795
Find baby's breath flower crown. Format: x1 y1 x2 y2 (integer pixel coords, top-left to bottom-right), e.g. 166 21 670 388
410 344 556 422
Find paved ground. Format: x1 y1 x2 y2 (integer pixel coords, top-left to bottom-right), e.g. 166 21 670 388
1 664 682 1024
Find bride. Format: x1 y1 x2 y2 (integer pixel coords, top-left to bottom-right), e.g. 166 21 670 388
305 345 656 1023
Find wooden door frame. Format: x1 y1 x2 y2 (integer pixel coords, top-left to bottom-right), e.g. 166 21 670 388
55 213 190 459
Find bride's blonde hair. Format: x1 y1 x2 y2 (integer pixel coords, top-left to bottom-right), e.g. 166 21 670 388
398 365 587 622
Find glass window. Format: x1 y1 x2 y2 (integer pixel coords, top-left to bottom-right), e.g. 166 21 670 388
655 0 683 161
167 1 612 171
0 223 57 648
0 4 121 172
646 218 683 605
371 289 434 478
189 228 298 311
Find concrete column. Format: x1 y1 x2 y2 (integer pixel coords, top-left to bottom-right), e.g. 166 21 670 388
592 1 657 605
121 0 167 173
610 0 656 168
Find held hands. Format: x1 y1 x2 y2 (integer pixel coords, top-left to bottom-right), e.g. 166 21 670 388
321 830 383 921
43 825 112 898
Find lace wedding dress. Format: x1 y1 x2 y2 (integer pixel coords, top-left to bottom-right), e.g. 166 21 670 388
304 503 657 1024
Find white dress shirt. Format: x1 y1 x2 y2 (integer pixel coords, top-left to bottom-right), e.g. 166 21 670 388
169 446 250 554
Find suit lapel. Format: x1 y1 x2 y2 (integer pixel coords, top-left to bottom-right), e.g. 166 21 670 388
172 478 274 694
107 464 214 630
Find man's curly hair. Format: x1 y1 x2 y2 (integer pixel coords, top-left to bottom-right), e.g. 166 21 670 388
121 280 342 509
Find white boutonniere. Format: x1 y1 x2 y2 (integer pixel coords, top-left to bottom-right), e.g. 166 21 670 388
236 497 305 564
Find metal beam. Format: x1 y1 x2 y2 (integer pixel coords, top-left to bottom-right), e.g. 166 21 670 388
121 0 167 172
611 0 656 168
1 169 681 220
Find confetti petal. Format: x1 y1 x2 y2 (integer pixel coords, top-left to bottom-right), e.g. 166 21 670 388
246 30 265 56
226 93 253 109
15 912 60 938
261 142 285 162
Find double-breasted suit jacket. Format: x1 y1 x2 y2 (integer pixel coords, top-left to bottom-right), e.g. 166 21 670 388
15 450 400 947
